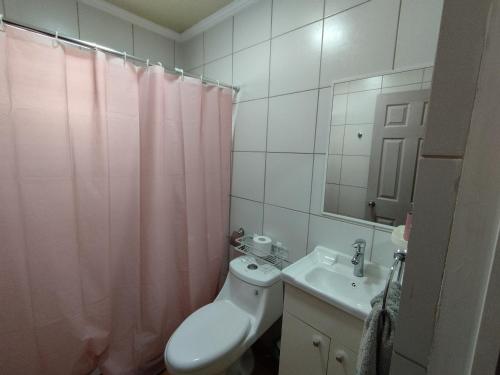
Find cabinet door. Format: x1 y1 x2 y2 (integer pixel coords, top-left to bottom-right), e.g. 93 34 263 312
327 344 357 375
279 312 330 375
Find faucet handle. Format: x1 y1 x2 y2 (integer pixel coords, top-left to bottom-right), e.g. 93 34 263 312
351 255 360 265
352 238 366 251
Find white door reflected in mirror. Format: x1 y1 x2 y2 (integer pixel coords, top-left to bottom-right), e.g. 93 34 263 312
323 67 433 227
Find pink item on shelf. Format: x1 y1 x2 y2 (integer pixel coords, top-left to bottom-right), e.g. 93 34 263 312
403 212 413 241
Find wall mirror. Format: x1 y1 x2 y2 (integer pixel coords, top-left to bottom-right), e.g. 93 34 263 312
322 67 433 227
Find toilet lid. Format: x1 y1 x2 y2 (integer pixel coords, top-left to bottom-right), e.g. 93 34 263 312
165 300 251 372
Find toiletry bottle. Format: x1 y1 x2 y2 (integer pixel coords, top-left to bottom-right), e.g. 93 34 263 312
403 204 413 241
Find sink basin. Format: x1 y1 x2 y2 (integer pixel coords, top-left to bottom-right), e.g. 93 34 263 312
281 246 388 320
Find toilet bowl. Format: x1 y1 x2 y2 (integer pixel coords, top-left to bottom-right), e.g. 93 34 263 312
165 256 283 375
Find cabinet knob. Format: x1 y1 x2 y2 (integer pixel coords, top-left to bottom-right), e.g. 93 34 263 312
335 350 346 363
312 336 321 347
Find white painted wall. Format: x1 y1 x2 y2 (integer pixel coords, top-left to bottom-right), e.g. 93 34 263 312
426 0 500 373
177 0 444 267
391 0 496 373
0 0 176 68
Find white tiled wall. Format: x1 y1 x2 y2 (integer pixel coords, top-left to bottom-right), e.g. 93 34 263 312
79 3 134 54
2 0 176 68
394 0 444 69
133 26 175 68
174 0 444 267
267 91 317 153
269 21 322 95
320 0 401 85
3 0 79 37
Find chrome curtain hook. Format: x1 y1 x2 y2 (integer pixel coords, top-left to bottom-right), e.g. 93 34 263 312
217 80 220 88
0 14 5 32
51 30 60 48
146 58 150 68
175 67 184 81
123 51 127 65
157 62 163 67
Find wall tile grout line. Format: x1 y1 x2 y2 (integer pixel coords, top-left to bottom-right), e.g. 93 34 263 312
76 1 81 39
391 0 404 70
234 86 327 104
131 23 135 56
261 0 274 235
305 0 327 257
230 0 369 56
333 81 349 222
232 69 433 105
204 52 234 66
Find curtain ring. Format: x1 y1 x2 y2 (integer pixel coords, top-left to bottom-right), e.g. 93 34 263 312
217 80 220 88
157 62 163 67
1 14 6 32
146 58 150 68
51 30 60 48
123 51 127 65
175 67 184 81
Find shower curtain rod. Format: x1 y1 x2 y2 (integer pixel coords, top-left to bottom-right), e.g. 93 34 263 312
0 15 239 92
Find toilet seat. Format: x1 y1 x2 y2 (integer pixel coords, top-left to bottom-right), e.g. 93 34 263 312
165 300 251 373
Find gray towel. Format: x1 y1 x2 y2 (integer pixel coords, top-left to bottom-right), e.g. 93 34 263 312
356 281 401 375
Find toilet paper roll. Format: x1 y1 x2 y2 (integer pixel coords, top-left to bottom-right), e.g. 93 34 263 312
252 235 272 257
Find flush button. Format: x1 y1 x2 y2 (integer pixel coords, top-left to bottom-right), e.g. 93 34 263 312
247 263 258 270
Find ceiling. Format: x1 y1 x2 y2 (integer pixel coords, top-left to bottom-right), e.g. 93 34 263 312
104 0 234 33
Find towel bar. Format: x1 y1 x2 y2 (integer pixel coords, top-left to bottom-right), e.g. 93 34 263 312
381 249 406 311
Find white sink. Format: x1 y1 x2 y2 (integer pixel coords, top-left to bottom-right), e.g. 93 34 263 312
281 246 388 320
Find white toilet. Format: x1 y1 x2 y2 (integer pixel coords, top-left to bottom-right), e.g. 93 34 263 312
164 256 283 375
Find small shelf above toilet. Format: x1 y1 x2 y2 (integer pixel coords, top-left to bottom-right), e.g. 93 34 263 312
233 235 289 270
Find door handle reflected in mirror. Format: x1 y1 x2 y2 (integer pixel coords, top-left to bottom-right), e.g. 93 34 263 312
335 350 346 363
368 201 376 207
312 335 321 347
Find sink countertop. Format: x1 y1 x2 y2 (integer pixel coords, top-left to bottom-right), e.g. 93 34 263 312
281 246 388 320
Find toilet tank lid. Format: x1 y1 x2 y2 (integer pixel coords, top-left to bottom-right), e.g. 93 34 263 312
230 256 281 287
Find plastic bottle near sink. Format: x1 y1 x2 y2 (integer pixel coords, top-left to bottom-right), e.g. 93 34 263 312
403 209 413 241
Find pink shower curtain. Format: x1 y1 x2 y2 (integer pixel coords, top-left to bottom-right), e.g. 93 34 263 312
0 26 232 375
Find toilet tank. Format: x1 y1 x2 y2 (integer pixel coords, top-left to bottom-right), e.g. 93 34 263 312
216 256 283 338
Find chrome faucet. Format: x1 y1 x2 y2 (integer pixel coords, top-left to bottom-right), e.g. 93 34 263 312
351 239 366 277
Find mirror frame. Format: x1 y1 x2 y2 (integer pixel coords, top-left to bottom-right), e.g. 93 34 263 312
321 65 433 230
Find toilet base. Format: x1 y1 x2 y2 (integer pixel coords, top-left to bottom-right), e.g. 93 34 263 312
226 348 254 375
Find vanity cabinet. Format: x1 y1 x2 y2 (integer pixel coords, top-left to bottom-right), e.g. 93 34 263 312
279 312 330 375
278 285 364 375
